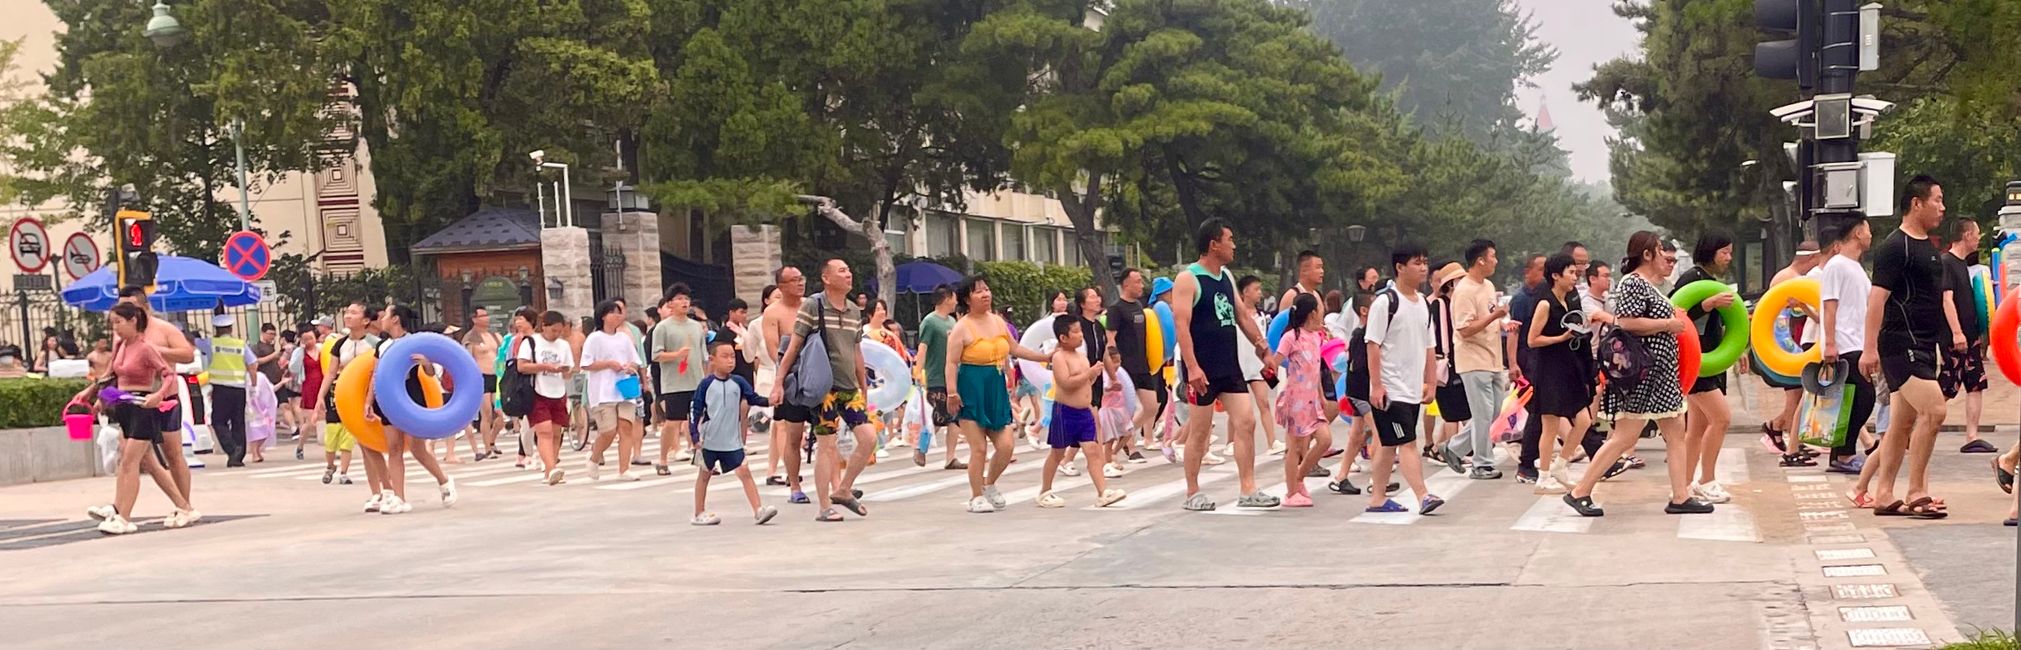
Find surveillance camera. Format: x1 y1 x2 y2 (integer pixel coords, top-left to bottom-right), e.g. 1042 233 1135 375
1769 100 1812 121
528 150 546 164
1850 97 1895 115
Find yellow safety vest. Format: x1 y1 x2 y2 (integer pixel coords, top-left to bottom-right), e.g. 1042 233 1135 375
208 335 251 387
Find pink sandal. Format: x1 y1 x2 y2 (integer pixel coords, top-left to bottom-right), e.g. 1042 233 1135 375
1845 489 1874 509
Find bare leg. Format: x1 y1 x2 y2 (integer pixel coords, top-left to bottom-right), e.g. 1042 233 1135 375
616 417 642 474
405 433 450 486
535 423 561 472
1656 416 1693 504
839 424 875 491
138 451 192 511
112 438 151 518
1689 390 1732 485
1249 380 1278 451
1366 445 1399 508
1963 389 1983 444
811 434 837 511
386 430 410 499
962 421 989 497
692 464 712 516
1041 448 1064 494
735 464 764 512
1181 402 1214 496
781 422 805 492
986 429 1015 487
1571 416 1646 499
1898 379 1947 503
1221 392 1260 494
1081 442 1111 495
1867 388 1920 506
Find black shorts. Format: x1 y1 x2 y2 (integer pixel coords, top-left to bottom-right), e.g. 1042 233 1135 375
1940 345 1989 398
114 402 164 443
701 448 746 474
1371 400 1422 447
659 391 694 422
1321 365 1339 402
183 376 207 424
1131 369 1168 413
775 401 815 424
482 373 499 394
925 388 957 427
1434 381 1471 422
1688 373 1726 395
1181 373 1249 407
1881 350 1939 392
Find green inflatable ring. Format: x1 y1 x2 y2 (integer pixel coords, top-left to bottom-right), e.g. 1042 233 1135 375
1669 279 1749 377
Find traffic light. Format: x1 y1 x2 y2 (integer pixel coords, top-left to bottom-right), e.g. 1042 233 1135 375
1753 0 1818 87
115 208 157 292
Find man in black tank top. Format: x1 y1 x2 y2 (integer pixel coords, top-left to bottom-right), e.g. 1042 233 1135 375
1171 218 1275 512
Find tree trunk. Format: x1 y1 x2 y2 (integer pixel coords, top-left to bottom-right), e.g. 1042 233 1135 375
1057 174 1119 302
798 195 895 308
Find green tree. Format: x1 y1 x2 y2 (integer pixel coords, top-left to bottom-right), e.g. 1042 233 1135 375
1292 0 1557 142
6 0 336 260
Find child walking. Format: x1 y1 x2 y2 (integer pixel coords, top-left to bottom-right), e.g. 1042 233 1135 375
1276 294 1334 507
690 341 779 525
1097 347 1136 478
1037 318 1127 508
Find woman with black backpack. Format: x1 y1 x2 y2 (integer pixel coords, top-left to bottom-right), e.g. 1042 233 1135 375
1564 232 1714 517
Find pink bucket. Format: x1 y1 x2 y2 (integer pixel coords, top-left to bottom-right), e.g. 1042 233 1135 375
65 412 95 441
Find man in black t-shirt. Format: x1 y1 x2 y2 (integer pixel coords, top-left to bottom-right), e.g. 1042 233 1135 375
1859 175 1951 518
1107 269 1155 463
1938 220 1998 453
1674 232 1738 505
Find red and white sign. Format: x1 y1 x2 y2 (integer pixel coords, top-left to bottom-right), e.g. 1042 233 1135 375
62 232 101 280
8 217 50 273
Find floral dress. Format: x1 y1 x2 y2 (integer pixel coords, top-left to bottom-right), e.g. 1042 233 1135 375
1274 329 1328 438
1602 273 1686 419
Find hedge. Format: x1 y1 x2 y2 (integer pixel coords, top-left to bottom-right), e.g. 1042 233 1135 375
0 377 93 429
974 261 1093 323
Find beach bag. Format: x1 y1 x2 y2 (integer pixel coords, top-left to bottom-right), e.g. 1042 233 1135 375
783 300 836 409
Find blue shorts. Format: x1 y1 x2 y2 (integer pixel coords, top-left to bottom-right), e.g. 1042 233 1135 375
1047 404 1098 449
701 448 746 474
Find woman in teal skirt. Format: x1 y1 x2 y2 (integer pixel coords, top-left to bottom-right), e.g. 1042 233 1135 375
944 275 1053 513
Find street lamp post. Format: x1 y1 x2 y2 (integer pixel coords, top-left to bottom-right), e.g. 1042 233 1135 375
147 1 259 331
529 150 572 227
143 1 187 49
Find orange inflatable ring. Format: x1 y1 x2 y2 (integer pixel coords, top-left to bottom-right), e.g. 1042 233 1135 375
1989 296 2021 386
333 348 445 452
1675 309 1701 388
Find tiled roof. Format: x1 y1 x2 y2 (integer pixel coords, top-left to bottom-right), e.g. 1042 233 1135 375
410 207 542 254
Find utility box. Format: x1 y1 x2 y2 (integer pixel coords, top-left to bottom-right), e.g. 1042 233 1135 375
1858 152 1895 218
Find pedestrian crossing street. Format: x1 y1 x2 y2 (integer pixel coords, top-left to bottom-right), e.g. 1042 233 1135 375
232 436 1770 541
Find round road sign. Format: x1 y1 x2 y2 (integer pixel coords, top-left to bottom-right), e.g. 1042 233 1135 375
63 232 100 280
222 230 271 281
8 217 51 273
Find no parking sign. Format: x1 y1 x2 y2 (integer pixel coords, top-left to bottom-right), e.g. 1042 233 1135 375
221 230 270 281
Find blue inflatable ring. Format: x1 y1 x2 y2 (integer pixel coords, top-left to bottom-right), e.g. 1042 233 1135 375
1265 310 1292 355
372 332 484 440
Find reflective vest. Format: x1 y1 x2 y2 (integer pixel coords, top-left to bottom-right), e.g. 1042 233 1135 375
208 335 250 388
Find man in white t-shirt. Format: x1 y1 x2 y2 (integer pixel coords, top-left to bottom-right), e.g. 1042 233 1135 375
519 311 576 485
1362 243 1445 515
1816 219 1878 478
581 299 646 481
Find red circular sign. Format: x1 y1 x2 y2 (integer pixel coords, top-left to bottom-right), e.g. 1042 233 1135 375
221 230 271 281
63 232 101 280
8 217 50 273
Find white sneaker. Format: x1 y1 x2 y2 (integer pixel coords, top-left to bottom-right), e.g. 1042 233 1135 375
587 458 602 481
674 450 694 462
1351 461 1367 473
440 479 459 508
753 505 779 525
546 468 566 485
1692 482 1732 504
983 484 1007 510
1102 463 1125 479
364 493 384 513
966 496 996 513
97 515 136 535
85 505 115 522
1202 453 1227 466
1097 488 1128 507
690 512 721 526
1059 463 1082 477
171 509 202 528
1533 476 1568 495
379 495 411 515
1549 459 1574 488
1268 440 1287 456
875 447 890 459
1036 492 1066 508
616 472 641 482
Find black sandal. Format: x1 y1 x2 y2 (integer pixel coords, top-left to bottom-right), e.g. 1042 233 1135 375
1873 500 1909 516
1904 497 1948 520
1562 494 1604 517
766 475 787 486
1779 454 1817 468
1327 480 1362 495
1994 459 2014 494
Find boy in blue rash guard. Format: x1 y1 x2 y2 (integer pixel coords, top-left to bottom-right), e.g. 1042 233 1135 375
690 340 778 526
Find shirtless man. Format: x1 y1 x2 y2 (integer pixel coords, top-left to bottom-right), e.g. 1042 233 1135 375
463 307 505 459
1036 318 1127 507
761 267 812 504
116 287 197 510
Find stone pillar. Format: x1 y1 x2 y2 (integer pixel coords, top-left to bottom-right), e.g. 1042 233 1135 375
601 210 663 305
540 227 593 318
731 225 782 304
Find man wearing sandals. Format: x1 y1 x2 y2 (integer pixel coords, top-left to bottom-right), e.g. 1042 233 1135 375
1859 176 1951 519
772 259 875 522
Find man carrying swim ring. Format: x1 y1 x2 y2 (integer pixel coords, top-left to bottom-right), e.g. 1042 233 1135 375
942 274 1056 513
362 304 459 514
1107 269 1156 465
1171 218 1279 511
772 259 879 522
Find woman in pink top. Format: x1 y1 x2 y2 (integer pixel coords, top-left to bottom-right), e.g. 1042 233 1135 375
78 303 198 535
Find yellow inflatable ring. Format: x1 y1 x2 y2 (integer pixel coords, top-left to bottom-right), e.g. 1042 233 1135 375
319 336 339 377
333 348 444 452
1749 277 1822 377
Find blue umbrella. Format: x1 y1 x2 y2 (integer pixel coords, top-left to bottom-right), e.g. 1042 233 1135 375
881 261 963 295
62 255 264 312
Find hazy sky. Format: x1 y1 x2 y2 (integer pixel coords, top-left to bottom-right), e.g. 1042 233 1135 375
1509 0 1642 185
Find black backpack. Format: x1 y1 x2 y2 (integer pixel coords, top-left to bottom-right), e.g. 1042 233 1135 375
1596 324 1652 391
500 335 538 418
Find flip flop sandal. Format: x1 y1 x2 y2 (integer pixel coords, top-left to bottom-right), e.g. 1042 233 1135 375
1994 459 2014 494
1904 497 1948 520
830 495 869 517
1873 500 1910 516
1845 490 1875 509
814 508 845 522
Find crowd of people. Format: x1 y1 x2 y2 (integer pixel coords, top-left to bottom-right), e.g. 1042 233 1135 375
58 175 2021 532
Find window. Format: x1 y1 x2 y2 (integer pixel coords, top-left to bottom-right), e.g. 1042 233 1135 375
927 213 958 257
966 218 996 261
1066 232 1083 266
1003 225 1026 261
1033 228 1056 264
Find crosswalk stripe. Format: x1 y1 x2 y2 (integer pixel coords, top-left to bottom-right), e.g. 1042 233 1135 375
1096 457 1281 510
1349 472 1472 525
1716 447 1747 485
1202 481 1292 516
1677 502 1760 542
1510 496 1595 533
866 458 1045 503
772 460 946 500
